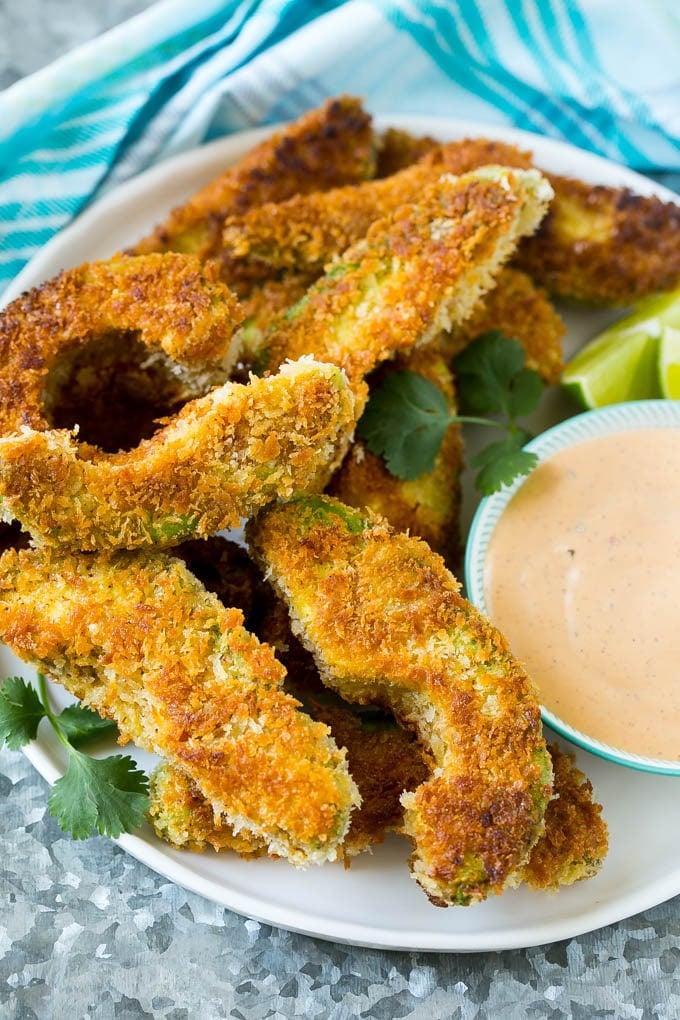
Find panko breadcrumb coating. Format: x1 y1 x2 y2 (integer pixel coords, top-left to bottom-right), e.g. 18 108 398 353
147 538 431 859
148 763 268 856
375 127 440 178
134 96 376 265
521 744 608 890
0 101 616 903
0 253 243 440
150 536 607 888
222 138 534 272
236 271 317 370
256 591 429 859
0 546 359 865
248 496 553 906
149 689 427 859
329 347 464 567
358 127 680 306
0 358 355 551
440 266 566 384
148 537 436 858
148 738 608 891
258 167 554 412
516 174 680 304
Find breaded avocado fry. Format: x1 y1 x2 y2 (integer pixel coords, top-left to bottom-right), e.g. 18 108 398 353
222 138 533 272
257 167 553 410
0 253 244 440
248 496 553 906
0 546 359 865
0 359 355 551
149 536 607 889
149 536 426 858
375 127 440 178
328 346 464 567
134 96 376 265
516 174 680 305
148 737 608 890
520 744 608 890
440 266 566 384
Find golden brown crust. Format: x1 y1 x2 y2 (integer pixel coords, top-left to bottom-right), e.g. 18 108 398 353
248 496 553 905
148 764 268 856
416 139 533 175
255 593 429 858
375 128 439 178
147 538 424 857
328 347 464 567
318 126 680 306
0 102 618 898
236 272 318 368
134 96 376 263
259 168 553 411
517 174 680 305
440 266 566 383
149 732 608 888
0 545 359 864
0 359 355 550
222 138 534 272
0 253 243 438
521 744 609 889
149 536 606 887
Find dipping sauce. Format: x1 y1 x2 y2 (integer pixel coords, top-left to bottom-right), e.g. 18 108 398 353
484 427 680 761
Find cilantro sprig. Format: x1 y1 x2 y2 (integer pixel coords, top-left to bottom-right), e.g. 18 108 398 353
0 674 149 839
357 332 543 495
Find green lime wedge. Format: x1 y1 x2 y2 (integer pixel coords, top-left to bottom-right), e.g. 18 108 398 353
562 328 661 408
562 286 680 409
658 324 680 399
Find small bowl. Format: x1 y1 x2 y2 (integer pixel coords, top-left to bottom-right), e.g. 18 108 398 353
465 400 680 777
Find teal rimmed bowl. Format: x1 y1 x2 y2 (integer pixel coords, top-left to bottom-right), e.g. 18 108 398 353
465 399 680 777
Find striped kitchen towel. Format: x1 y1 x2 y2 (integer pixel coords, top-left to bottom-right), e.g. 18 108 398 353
1 0 679 295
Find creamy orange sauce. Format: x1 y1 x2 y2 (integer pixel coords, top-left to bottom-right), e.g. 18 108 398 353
484 428 680 761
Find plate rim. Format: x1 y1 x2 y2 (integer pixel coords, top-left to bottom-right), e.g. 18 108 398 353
16 710 680 953
5 114 680 951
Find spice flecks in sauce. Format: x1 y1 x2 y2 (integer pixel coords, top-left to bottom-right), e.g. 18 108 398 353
484 428 680 761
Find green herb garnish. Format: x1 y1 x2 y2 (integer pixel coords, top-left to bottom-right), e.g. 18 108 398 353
0 674 149 839
357 332 544 495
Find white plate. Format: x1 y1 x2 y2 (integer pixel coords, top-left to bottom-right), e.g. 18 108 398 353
3 117 679 952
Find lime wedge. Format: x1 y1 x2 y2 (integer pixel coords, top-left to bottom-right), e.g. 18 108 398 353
658 324 680 399
562 286 680 409
562 328 662 408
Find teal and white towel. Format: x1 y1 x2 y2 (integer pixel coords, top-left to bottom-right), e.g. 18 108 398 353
1 0 679 295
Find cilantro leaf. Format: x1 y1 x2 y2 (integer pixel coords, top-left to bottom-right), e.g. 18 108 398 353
1 672 148 841
357 370 452 479
0 676 46 749
454 330 545 425
506 368 544 420
351 331 547 495
47 751 149 840
470 433 538 495
454 330 528 416
57 703 118 749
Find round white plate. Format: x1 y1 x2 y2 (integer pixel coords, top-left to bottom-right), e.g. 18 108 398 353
3 116 679 952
